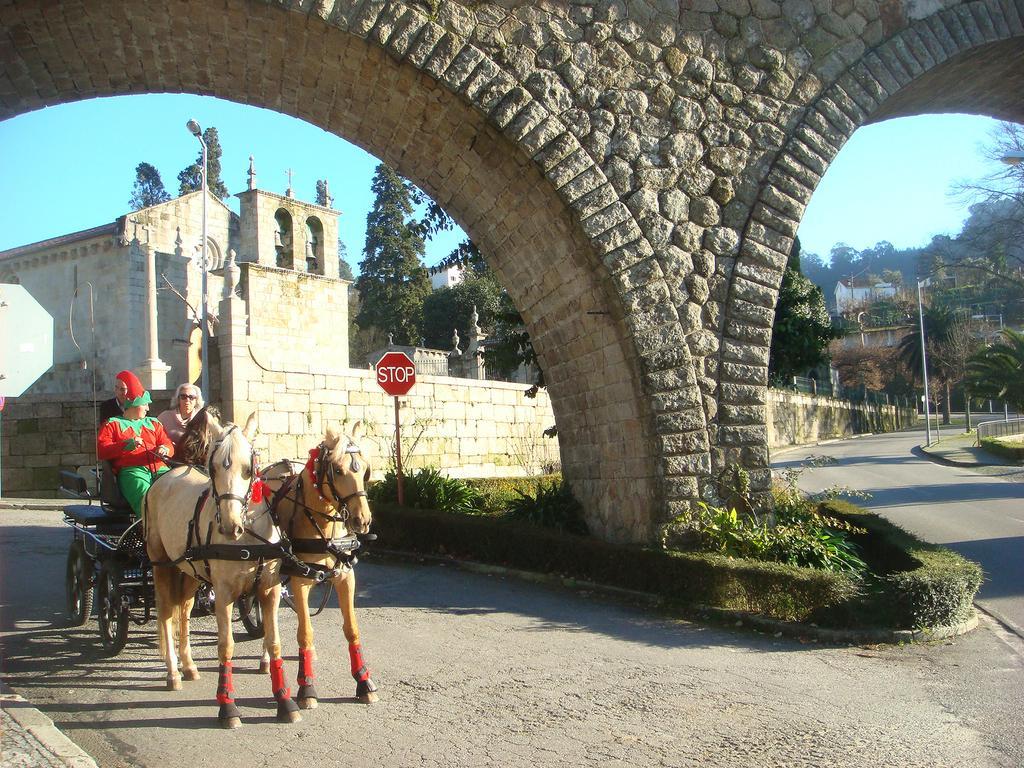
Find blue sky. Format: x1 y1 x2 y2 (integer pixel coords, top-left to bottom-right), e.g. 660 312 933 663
0 94 1010 268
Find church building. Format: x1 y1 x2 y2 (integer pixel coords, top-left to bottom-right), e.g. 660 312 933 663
0 161 350 400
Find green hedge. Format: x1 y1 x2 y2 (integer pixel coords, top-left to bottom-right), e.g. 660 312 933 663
980 436 1024 462
369 499 982 631
818 500 983 629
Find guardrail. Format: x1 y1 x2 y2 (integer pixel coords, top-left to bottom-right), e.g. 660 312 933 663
976 417 1024 445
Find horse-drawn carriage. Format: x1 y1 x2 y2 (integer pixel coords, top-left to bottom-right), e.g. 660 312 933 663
60 461 236 653
59 412 379 726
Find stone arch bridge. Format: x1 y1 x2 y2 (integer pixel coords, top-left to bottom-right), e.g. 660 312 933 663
3 0 1022 542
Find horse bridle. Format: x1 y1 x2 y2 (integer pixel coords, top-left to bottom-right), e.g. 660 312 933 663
309 441 368 524
208 426 257 527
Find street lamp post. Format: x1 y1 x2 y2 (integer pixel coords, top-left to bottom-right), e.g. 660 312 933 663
917 279 933 446
186 119 209 400
999 151 1022 421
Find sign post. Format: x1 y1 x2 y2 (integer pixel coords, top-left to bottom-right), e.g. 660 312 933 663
374 351 416 505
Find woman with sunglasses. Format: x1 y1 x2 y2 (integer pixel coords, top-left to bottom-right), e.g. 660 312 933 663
157 383 205 453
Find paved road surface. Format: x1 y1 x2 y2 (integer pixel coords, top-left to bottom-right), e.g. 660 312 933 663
2 507 1023 767
774 427 1024 638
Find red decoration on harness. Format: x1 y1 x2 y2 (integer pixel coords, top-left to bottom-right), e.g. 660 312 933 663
251 478 266 505
270 657 291 701
349 642 371 682
305 447 320 486
297 647 316 686
217 661 235 704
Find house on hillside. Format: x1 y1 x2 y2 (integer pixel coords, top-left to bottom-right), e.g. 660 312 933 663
0 164 349 397
834 278 897 313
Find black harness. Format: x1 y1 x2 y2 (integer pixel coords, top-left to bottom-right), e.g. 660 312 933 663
264 443 368 579
153 428 287 589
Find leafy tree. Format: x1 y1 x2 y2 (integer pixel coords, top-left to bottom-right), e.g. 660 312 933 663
409 191 541 386
178 127 229 199
769 239 843 384
830 345 895 392
965 328 1024 413
355 163 431 345
937 121 1024 294
337 239 354 281
128 162 171 210
897 302 965 423
421 272 503 349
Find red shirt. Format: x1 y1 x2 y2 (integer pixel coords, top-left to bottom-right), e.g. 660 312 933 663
97 416 174 472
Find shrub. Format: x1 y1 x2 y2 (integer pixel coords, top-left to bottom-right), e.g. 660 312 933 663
691 502 867 575
463 474 561 515
368 468 484 515
819 500 983 629
505 479 589 535
980 436 1024 461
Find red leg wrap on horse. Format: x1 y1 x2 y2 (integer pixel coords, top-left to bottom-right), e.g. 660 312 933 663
349 642 371 682
216 662 235 705
297 648 315 686
270 657 291 701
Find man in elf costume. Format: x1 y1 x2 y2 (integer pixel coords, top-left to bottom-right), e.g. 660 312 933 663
97 370 175 517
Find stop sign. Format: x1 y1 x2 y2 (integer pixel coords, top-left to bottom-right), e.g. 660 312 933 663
375 351 416 396
0 284 54 397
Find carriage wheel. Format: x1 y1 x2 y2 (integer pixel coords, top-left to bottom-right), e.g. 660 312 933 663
238 593 265 639
65 541 94 626
97 561 129 654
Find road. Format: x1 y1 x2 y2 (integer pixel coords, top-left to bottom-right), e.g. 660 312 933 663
773 427 1024 638
2 507 1024 767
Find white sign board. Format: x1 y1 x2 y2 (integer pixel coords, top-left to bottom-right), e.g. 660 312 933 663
0 284 54 397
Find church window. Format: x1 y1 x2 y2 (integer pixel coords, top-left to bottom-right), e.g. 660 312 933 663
305 216 324 275
274 209 293 269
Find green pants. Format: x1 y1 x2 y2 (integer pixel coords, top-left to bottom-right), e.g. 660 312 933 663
117 465 170 518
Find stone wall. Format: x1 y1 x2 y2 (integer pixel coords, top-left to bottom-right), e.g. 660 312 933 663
2 383 911 497
766 390 916 450
0 376 559 497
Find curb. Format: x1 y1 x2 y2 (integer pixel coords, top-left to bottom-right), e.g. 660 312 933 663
372 549 979 646
0 681 98 768
916 444 1010 469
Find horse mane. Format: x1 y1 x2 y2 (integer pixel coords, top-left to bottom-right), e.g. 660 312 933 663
177 405 222 466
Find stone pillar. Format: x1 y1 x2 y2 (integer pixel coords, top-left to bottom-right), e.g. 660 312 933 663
136 233 171 389
466 306 486 381
217 258 254 423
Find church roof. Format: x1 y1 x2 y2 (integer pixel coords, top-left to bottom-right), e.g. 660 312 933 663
0 222 118 261
0 190 236 262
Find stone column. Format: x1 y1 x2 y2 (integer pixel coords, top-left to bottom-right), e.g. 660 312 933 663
217 255 255 423
136 233 171 389
466 306 487 381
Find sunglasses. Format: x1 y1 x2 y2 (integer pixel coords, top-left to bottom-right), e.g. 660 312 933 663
179 394 198 400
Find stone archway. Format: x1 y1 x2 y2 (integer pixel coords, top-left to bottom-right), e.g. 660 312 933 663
0 0 696 542
719 4 1024 483
3 0 1023 542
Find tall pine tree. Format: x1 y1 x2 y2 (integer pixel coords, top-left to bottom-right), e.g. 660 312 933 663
128 162 171 210
178 127 229 199
356 164 430 345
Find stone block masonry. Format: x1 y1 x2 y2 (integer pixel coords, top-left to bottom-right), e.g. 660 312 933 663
3 0 1021 539
3 385 909 497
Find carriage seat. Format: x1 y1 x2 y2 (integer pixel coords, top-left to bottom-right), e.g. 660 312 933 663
63 503 134 529
98 460 134 514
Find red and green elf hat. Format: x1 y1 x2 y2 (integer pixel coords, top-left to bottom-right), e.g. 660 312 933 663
117 370 151 408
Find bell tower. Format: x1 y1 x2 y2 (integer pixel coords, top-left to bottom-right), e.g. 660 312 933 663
236 157 340 279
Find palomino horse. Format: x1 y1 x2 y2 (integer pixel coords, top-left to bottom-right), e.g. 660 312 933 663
145 413 300 728
260 423 378 706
